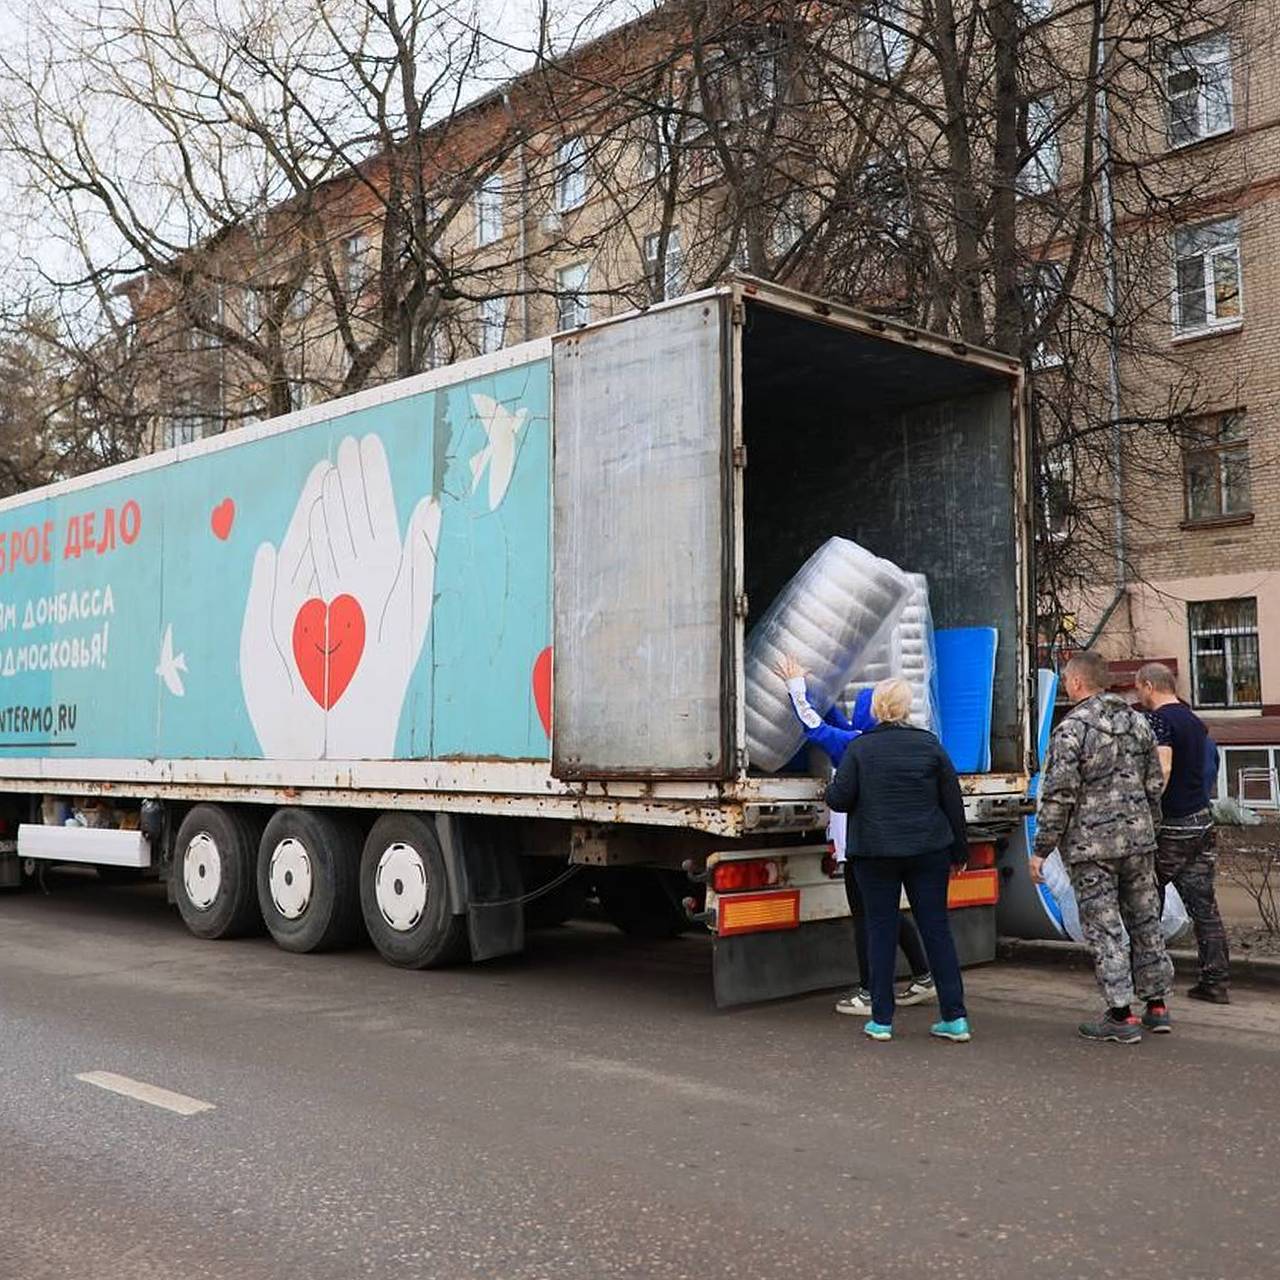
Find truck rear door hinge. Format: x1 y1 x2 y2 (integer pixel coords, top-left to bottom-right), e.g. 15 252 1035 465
731 300 746 326
734 594 749 619
732 445 747 468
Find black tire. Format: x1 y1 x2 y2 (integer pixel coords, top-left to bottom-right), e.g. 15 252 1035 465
359 813 469 969
595 869 689 940
257 808 363 953
172 804 262 940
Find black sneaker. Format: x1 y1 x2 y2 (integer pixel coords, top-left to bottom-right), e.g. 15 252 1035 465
1187 983 1231 1005
1141 1003 1172 1034
1078 1012 1142 1044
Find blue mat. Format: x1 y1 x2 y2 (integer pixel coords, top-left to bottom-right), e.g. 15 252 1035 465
934 627 999 773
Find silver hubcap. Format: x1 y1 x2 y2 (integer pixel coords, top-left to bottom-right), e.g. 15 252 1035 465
375 843 428 932
183 833 222 911
269 838 313 919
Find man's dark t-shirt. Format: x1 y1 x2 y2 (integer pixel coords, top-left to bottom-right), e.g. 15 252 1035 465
1145 703 1209 819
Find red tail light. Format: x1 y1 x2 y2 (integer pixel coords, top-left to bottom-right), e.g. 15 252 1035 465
966 842 996 870
711 858 782 894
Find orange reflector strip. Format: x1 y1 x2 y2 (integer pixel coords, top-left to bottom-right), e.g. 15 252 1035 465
717 889 801 937
948 868 999 908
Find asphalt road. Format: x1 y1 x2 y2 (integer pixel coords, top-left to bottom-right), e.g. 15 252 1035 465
2 872 1278 1280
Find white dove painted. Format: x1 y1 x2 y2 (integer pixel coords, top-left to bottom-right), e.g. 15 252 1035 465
156 624 188 697
469 392 528 512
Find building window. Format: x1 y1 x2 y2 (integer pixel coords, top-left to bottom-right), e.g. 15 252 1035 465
1189 598 1260 709
1173 216 1240 335
862 1 910 77
344 232 373 296
1019 0 1052 21
770 194 807 257
1018 94 1062 196
475 174 504 247
861 155 912 242
556 263 590 329
1167 32 1233 148
1023 261 1065 368
1184 411 1250 522
643 229 684 301
1220 747 1279 808
1038 445 1072 541
164 415 207 449
477 296 507 353
243 287 261 335
555 138 588 213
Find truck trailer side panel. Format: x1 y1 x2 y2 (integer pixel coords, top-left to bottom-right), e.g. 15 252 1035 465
0 350 554 769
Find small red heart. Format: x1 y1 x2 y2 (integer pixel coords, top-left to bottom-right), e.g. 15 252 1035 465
532 646 552 738
211 498 235 540
292 595 366 709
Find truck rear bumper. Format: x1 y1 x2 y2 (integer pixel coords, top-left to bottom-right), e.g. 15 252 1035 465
712 906 997 1008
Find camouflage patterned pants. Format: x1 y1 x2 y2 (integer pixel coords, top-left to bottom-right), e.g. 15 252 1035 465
1157 812 1229 987
1069 852 1175 1008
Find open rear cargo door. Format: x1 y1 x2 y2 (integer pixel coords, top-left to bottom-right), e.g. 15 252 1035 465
551 296 735 780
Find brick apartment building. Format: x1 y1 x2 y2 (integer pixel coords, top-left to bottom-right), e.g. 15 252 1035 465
129 2 1280 805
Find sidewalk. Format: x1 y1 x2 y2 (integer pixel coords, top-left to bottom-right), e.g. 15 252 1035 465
998 935 1280 989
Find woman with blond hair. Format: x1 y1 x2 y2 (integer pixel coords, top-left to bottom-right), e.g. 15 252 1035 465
826 677 972 1043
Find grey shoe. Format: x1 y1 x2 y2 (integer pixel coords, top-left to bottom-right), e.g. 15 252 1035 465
896 975 936 1007
1078 1012 1142 1044
835 988 874 1017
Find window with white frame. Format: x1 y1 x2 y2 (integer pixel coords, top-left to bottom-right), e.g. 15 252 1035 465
192 284 224 350
555 138 588 212
1219 747 1279 808
862 0 910 77
344 232 373 296
643 229 684 301
1018 0 1053 21
287 275 313 321
1184 411 1250 522
243 287 261 335
770 194 807 257
556 263 591 329
641 111 674 178
1018 94 1062 196
1167 32 1233 148
862 155 911 242
477 296 507 353
1173 216 1240 334
475 174 504 247
1023 261 1065 368
1189 597 1260 708
1037 444 1072 541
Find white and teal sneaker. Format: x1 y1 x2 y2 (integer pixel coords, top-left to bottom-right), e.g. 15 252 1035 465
930 1017 972 1043
864 1021 893 1042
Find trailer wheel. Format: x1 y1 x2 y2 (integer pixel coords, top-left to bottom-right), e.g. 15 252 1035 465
172 805 261 940
595 869 689 940
255 808 363 953
360 813 468 968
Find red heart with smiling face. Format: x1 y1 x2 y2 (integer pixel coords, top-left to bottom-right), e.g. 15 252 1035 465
292 595 365 709
211 498 235 540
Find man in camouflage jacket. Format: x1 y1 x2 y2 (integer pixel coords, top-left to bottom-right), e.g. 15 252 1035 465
1030 651 1174 1043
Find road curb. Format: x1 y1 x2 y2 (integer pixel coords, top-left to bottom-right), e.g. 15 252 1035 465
997 936 1280 991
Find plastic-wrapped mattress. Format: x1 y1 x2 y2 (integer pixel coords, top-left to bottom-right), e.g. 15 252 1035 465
745 538 912 772
843 573 940 732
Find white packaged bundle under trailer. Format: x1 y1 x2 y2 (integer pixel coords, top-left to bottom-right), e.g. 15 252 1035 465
743 538 912 772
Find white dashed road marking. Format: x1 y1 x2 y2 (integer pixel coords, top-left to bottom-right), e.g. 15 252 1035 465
75 1071 215 1116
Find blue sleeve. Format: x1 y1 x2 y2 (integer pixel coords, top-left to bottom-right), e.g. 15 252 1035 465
805 720 856 766
824 703 853 733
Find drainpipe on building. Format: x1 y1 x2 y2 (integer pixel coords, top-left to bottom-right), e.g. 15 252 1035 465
506 91 530 344
1096 10 1124 604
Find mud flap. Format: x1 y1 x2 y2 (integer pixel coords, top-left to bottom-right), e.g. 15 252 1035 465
712 907 998 1008
436 814 526 963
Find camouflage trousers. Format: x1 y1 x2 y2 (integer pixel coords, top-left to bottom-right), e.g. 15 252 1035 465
1157 811 1229 987
1069 852 1174 1008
